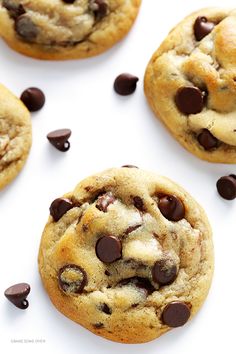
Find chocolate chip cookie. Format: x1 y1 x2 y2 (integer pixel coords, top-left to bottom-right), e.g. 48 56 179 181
0 0 141 60
144 8 236 163
0 83 31 190
38 167 213 343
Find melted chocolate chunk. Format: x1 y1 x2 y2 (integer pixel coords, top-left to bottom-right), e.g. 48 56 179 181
3 0 25 19
119 277 155 296
58 264 87 294
152 260 177 285
100 303 112 315
96 192 116 212
15 15 38 41
175 86 204 115
133 196 145 212
197 129 218 150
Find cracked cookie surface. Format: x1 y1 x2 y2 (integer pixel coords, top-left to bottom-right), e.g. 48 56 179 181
38 167 213 343
0 83 31 190
0 0 141 60
144 8 236 163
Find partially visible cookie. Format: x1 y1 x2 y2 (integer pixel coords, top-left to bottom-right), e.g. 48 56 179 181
0 83 31 190
144 8 236 163
38 167 213 343
0 0 141 60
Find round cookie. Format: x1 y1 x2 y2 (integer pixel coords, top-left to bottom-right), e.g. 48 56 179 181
38 167 213 344
0 83 31 190
0 0 141 60
144 8 236 163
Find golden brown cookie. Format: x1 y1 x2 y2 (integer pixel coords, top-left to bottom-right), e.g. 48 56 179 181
0 83 31 190
0 0 141 60
38 167 214 343
144 8 236 163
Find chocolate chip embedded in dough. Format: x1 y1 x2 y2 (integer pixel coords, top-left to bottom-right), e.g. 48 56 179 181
133 196 145 212
162 302 191 327
197 129 219 150
175 86 204 115
96 236 122 263
152 259 177 285
3 0 25 19
58 264 87 294
158 195 185 221
49 198 74 221
90 0 108 19
194 16 215 41
15 15 38 41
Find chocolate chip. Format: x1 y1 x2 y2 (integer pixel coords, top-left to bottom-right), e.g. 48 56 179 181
119 277 155 296
152 260 177 285
58 265 87 294
133 196 145 212
162 302 190 327
93 322 104 329
3 0 25 19
105 270 111 276
96 236 122 263
197 129 218 150
20 87 45 112
114 74 139 95
50 198 74 221
101 303 112 315
90 0 108 18
96 192 115 212
194 16 215 41
175 86 204 115
62 0 76 3
158 195 185 221
125 224 142 234
15 15 38 41
47 129 71 152
216 176 236 200
121 165 139 168
4 283 30 309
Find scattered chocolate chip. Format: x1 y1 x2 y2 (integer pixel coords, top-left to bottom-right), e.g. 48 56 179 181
216 175 236 200
125 224 142 234
158 195 185 221
175 86 204 115
101 303 112 315
197 129 218 150
4 283 30 309
58 264 87 294
15 15 38 41
3 0 25 19
119 277 155 296
96 236 122 263
133 196 145 212
194 16 215 41
90 0 108 18
20 87 45 112
162 302 190 327
152 260 177 285
121 165 139 168
96 192 116 212
93 322 104 329
50 198 74 221
62 0 76 3
114 73 139 95
47 129 71 152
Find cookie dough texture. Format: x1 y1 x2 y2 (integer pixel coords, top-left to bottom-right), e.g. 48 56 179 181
0 0 141 60
38 167 213 343
144 8 236 163
0 84 31 190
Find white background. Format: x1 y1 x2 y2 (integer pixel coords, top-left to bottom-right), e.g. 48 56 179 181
1 0 236 353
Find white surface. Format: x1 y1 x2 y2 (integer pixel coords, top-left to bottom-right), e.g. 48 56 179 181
1 1 236 353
